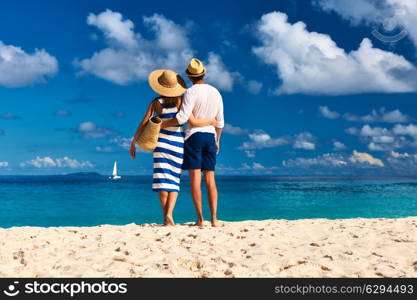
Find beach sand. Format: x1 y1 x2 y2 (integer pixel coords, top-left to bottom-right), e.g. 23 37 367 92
0 217 416 277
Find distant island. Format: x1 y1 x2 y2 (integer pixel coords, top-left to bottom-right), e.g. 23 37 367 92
63 172 102 177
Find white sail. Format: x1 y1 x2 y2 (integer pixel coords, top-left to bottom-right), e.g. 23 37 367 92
112 161 118 176
109 161 121 180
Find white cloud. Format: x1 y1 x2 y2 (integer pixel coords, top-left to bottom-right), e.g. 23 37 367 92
392 124 417 137
218 162 278 174
245 150 256 158
378 109 410 123
239 132 288 150
284 150 417 174
284 150 384 168
315 0 417 49
79 121 95 131
0 41 58 87
386 151 417 173
87 9 137 48
315 0 384 25
20 156 93 169
76 45 146 85
77 121 117 139
244 162 278 172
237 130 318 155
333 140 347 150
0 161 8 167
346 127 359 135
247 80 263 94
387 150 417 173
293 132 316 150
319 107 410 123
77 11 193 85
252 12 417 95
242 162 277 171
252 162 265 170
319 106 340 119
347 124 410 151
360 124 390 137
204 52 236 91
349 150 384 167
344 108 410 123
77 10 236 91
95 146 113 153
389 150 410 159
109 136 132 151
244 150 256 158
249 133 270 143
223 123 248 135
143 14 191 51
283 153 347 168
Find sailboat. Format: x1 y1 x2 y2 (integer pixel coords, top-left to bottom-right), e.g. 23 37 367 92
109 161 121 180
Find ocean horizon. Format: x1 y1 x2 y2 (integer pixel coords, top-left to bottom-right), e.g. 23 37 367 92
1 175 416 228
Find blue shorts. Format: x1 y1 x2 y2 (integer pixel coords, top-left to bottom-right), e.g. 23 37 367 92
182 132 216 171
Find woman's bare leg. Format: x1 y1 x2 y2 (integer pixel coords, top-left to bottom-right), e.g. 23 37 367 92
165 192 178 226
158 191 168 225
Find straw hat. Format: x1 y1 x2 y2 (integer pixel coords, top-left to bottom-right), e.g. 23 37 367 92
185 58 206 77
148 69 187 97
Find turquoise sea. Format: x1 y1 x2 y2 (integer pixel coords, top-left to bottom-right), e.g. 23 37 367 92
1 175 417 228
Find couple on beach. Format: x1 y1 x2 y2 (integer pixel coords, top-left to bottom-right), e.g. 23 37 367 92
129 58 224 227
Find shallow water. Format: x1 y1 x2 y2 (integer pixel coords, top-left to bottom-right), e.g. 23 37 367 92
0 175 416 227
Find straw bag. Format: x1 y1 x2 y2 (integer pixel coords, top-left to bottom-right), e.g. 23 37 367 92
135 102 162 151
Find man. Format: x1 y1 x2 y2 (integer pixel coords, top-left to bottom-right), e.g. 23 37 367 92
161 58 224 227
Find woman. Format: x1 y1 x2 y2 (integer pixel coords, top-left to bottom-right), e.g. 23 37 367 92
129 69 215 226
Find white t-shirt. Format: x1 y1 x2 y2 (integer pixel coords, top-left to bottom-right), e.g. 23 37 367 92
176 83 224 140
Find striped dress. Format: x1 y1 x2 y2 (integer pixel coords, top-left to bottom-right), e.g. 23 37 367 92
152 98 184 192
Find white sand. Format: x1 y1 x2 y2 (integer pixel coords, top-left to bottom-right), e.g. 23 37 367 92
0 217 416 277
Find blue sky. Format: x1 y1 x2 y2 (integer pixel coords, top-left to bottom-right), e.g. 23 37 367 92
1 0 417 175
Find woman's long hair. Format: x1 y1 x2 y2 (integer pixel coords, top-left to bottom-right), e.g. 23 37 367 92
161 96 181 109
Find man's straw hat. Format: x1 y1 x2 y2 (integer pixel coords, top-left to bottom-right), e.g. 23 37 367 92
148 69 187 97
185 58 206 77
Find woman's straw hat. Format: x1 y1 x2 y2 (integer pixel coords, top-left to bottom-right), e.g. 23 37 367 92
148 69 187 97
185 58 206 77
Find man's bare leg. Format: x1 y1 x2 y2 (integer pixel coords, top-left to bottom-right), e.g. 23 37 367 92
158 191 168 225
189 169 204 226
203 171 220 227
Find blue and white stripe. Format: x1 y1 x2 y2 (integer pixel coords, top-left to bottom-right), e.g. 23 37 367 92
152 99 184 192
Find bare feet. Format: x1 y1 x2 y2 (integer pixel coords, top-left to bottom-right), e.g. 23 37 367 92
193 219 204 227
211 219 223 227
164 215 175 226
